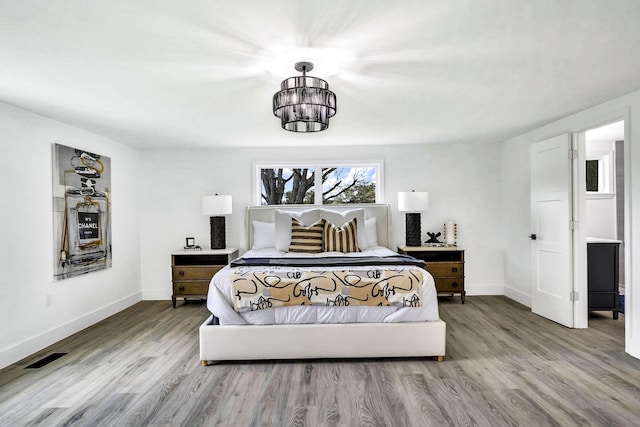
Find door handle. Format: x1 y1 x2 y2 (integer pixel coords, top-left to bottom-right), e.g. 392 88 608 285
529 234 537 240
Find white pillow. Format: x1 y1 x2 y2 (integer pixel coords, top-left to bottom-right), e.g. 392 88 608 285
319 208 368 249
365 217 378 247
252 220 276 249
274 209 322 251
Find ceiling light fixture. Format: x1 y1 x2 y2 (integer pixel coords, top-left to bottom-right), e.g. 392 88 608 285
272 62 336 132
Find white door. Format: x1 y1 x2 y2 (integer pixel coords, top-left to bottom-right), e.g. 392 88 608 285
530 134 574 327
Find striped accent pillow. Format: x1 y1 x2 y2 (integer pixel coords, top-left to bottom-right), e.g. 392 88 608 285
288 218 325 253
323 217 361 253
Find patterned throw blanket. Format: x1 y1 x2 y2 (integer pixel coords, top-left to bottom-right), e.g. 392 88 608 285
231 266 424 312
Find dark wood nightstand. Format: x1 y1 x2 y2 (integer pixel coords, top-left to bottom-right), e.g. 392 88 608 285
398 245 465 303
171 248 238 308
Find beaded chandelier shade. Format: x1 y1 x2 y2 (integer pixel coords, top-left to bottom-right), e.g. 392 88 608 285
273 62 336 132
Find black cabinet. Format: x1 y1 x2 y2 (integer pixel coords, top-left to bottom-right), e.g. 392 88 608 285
587 242 621 319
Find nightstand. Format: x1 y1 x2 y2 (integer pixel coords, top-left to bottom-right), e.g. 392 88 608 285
398 245 465 303
171 248 238 308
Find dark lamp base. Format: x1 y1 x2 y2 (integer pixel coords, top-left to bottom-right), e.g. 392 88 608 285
210 216 226 249
405 213 422 247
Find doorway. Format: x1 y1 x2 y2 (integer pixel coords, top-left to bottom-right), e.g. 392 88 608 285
581 120 627 329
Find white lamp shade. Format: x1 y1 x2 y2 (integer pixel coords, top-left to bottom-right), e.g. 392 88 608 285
398 191 429 212
202 194 233 216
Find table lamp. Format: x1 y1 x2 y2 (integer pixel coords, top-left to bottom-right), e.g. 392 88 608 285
201 194 232 249
398 191 429 247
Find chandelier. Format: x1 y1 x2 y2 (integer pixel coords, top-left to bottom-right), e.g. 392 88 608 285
273 62 337 132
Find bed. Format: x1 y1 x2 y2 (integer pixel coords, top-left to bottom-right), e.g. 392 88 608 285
199 204 446 364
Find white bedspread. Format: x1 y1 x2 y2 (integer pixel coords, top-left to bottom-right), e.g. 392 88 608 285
207 247 440 325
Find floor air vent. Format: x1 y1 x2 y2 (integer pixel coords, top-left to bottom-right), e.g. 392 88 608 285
25 352 67 369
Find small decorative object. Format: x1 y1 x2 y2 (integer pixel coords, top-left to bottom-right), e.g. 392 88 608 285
202 194 232 249
425 232 443 244
184 237 202 251
444 221 458 246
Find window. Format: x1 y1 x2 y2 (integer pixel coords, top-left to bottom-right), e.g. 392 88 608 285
585 150 614 194
586 160 599 192
255 162 382 205
259 167 316 205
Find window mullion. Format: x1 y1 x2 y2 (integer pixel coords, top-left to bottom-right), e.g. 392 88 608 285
314 168 322 205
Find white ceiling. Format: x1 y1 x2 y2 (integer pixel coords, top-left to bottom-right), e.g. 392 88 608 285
1 0 639 149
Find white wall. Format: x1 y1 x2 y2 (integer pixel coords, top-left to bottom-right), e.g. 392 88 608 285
0 101 142 369
501 138 533 306
585 139 617 239
501 88 640 359
139 142 506 300
586 197 617 239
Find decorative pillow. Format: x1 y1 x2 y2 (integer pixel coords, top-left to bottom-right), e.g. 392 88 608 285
289 218 325 253
274 209 322 251
319 208 368 249
323 217 361 253
365 217 378 247
251 220 276 249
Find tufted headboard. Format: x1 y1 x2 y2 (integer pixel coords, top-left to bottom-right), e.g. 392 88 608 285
245 204 391 249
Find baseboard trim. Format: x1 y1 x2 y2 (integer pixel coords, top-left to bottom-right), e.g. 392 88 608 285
141 289 172 300
504 285 531 307
465 283 504 296
627 337 640 360
0 292 142 370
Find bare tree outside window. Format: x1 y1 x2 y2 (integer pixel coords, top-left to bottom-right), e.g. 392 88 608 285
322 167 375 204
260 165 377 205
260 168 314 205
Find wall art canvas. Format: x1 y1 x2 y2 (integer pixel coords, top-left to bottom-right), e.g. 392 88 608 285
52 144 112 280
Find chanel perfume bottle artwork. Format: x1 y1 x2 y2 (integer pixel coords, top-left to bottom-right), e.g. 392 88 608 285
52 144 112 280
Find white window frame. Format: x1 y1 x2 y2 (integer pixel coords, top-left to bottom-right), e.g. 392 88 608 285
253 160 384 206
586 141 615 196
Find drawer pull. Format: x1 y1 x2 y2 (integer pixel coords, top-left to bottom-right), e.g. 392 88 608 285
179 271 185 277
452 267 458 273
179 286 185 292
451 282 459 288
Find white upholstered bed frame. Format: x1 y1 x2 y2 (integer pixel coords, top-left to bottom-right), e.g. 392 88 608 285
199 204 446 364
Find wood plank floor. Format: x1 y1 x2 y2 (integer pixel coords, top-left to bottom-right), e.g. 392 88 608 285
1 296 639 426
